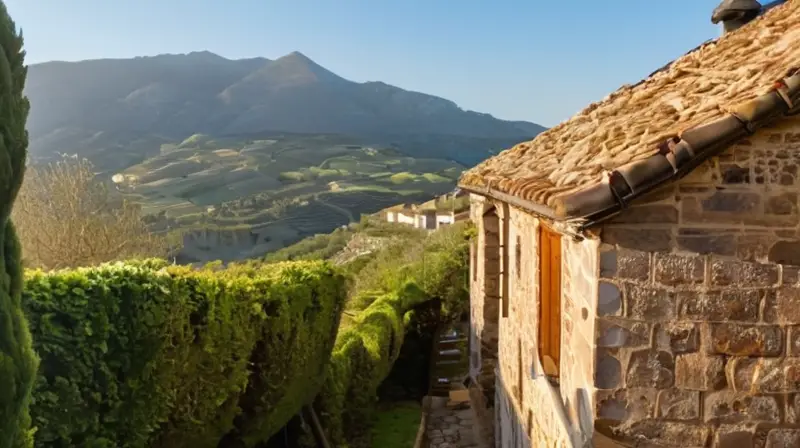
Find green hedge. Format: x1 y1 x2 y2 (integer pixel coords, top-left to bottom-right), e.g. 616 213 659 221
0 2 39 447
313 283 427 447
312 222 473 447
22 260 346 448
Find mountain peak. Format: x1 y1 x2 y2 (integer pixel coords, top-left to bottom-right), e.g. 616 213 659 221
265 50 345 85
285 50 311 59
275 50 316 65
187 50 222 58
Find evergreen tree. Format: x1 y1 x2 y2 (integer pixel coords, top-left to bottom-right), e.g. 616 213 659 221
0 2 39 447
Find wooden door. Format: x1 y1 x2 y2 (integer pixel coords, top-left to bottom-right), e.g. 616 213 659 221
538 225 561 380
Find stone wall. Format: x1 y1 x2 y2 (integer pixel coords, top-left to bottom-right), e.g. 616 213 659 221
496 205 597 447
468 193 500 445
592 111 800 447
603 115 800 262
561 234 600 445
496 373 532 447
595 244 800 447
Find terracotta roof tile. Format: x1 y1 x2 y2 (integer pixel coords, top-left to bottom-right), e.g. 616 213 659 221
460 0 800 209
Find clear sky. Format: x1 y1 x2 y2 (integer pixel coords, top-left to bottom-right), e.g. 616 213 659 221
5 0 723 127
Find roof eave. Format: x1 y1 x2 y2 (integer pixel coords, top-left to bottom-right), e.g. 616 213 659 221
461 67 800 232
457 183 561 221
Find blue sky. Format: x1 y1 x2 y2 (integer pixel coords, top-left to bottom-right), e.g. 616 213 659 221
5 0 723 127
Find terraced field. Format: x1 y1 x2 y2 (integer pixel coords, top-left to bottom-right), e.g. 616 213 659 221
115 133 465 261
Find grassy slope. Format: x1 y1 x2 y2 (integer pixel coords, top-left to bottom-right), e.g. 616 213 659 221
121 134 463 223
264 219 426 264
116 133 465 261
265 217 470 319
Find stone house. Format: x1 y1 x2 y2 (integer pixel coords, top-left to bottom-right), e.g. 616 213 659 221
458 2 800 447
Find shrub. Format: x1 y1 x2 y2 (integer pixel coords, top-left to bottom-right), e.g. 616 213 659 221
349 221 471 316
23 260 346 448
0 3 39 447
264 227 355 262
314 283 427 447
311 222 472 447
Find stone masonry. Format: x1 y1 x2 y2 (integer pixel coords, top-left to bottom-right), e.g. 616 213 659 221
426 397 480 448
470 197 596 447
603 116 800 263
594 116 800 447
469 194 500 445
595 248 800 447
467 116 800 447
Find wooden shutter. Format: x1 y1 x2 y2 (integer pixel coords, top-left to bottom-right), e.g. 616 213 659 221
538 225 562 379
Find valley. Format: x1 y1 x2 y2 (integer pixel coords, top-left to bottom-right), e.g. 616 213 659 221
115 132 464 261
22 50 546 261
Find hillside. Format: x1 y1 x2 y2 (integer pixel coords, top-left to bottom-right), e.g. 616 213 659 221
24 51 546 171
23 50 545 261
123 133 463 262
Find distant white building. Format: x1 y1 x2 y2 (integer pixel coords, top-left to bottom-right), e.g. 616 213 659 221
384 204 417 226
381 193 470 231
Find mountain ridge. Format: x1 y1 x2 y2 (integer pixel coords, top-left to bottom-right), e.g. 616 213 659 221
24 50 546 170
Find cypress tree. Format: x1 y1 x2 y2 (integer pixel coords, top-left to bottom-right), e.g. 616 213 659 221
0 2 39 447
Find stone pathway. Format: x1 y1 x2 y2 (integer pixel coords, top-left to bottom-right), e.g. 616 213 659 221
426 397 481 448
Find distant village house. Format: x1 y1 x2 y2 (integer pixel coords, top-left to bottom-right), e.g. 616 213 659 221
381 189 469 231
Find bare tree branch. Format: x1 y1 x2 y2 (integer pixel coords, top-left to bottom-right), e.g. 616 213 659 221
12 156 181 270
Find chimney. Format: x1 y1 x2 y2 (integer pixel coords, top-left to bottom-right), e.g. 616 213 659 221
711 0 762 34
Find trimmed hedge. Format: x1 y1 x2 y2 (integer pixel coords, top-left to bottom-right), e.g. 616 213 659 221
312 222 473 447
314 283 428 447
0 2 39 447
22 260 346 448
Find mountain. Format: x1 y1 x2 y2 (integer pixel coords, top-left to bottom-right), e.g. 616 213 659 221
24 51 546 170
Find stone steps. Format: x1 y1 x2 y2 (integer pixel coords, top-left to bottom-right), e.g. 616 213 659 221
428 322 470 398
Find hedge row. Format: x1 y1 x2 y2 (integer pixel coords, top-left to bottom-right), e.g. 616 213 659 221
22 260 346 448
313 283 428 447
312 222 473 447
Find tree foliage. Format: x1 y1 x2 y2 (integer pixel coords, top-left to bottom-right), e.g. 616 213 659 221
13 157 179 270
0 2 39 446
348 221 471 315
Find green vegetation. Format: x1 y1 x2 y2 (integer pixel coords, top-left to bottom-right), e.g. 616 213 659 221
22 260 346 447
347 221 471 314
308 166 343 178
315 283 427 447
279 170 307 182
264 226 356 262
310 221 471 447
113 134 464 261
422 172 450 183
370 402 421 448
176 133 212 149
263 219 425 264
8 204 469 447
260 219 471 447
389 172 418 184
0 4 39 446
